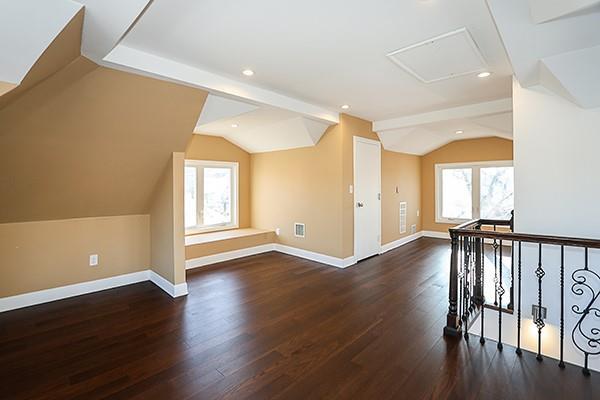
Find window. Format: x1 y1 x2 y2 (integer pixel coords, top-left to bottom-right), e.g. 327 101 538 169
184 160 238 233
435 161 513 223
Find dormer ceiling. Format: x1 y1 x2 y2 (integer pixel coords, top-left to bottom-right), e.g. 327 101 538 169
487 0 600 109
6 0 598 154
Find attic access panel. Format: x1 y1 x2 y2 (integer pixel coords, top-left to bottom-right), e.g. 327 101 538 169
387 28 488 83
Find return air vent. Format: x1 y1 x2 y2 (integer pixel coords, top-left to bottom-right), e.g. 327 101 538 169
294 222 305 238
399 202 407 234
387 28 488 83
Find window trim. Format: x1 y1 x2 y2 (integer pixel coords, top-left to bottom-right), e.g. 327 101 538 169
185 159 239 234
435 160 513 224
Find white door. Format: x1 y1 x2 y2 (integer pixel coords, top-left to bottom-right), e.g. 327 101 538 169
354 136 381 262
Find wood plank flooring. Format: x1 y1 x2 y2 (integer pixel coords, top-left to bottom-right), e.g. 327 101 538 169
0 238 598 399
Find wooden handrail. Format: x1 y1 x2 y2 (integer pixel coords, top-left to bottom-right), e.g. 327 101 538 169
449 218 600 249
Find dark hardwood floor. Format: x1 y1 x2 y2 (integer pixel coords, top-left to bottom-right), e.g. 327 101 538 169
0 238 597 399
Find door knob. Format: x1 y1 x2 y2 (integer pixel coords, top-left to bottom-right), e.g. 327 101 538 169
357 202 364 208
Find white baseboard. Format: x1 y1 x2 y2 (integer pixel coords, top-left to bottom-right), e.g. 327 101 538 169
149 271 188 298
422 230 450 239
0 268 192 313
0 270 150 313
186 244 276 270
380 231 424 254
274 244 355 268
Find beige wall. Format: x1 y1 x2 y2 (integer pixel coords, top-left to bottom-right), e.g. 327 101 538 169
0 33 206 296
149 153 186 285
421 137 514 233
0 215 149 297
0 56 206 223
186 231 276 259
251 113 422 258
185 135 251 228
382 150 422 245
251 123 345 257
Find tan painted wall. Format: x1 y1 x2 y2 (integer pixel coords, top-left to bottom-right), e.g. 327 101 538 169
0 215 149 297
149 153 186 285
421 137 514 233
185 135 251 228
186 231 276 259
0 56 207 223
382 150 422 245
251 123 345 257
251 114 422 258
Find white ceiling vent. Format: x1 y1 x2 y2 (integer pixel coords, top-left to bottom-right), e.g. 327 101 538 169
387 28 488 83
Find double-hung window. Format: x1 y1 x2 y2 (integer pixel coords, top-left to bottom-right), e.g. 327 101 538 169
184 160 239 233
435 161 514 223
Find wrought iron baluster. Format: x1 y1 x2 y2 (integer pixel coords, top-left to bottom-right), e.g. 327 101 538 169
516 241 522 356
493 229 499 306
509 241 514 310
463 236 471 341
535 243 545 361
497 239 504 350
480 237 485 345
559 245 565 368
571 247 599 376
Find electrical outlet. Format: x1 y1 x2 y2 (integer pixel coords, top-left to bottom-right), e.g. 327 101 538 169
532 305 547 321
349 185 353 194
275 228 281 236
89 254 99 267
416 210 420 217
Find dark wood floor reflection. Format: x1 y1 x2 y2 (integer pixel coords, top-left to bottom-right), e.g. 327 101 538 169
0 238 597 399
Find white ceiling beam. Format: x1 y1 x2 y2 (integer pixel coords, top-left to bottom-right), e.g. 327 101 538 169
528 0 600 24
373 98 512 132
73 0 152 63
102 44 339 124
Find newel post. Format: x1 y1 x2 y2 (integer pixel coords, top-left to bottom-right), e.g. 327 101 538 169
444 230 461 337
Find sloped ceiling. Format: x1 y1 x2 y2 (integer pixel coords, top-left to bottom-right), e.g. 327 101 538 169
0 0 82 84
487 0 600 108
0 7 84 109
0 56 207 223
194 94 333 153
374 98 513 155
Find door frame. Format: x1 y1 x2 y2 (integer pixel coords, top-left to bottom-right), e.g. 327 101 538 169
353 136 382 261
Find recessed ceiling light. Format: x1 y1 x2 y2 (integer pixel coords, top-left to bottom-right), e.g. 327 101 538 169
455 130 464 134
231 123 239 128
341 104 350 110
477 71 491 78
242 69 254 76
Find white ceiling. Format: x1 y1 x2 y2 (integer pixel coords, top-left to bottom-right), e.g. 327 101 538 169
119 0 513 121
488 0 600 108
195 94 332 154
0 0 81 84
374 98 513 155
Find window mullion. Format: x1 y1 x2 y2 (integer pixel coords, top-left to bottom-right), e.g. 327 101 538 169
197 166 204 227
473 166 481 219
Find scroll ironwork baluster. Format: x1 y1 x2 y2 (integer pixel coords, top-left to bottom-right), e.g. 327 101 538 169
571 247 599 376
535 243 545 362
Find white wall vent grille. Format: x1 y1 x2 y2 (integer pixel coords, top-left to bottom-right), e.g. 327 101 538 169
294 222 305 238
399 202 408 234
387 28 488 83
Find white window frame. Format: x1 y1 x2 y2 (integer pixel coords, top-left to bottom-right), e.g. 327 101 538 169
435 160 513 224
185 159 239 234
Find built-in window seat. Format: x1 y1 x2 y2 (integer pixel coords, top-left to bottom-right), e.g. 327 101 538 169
185 228 276 268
